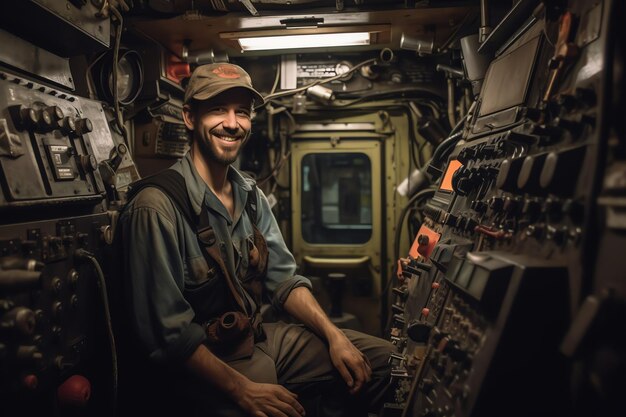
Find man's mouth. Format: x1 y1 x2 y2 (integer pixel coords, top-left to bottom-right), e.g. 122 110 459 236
211 131 244 142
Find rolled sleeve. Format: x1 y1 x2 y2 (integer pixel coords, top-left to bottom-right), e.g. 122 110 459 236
122 191 206 363
272 274 312 312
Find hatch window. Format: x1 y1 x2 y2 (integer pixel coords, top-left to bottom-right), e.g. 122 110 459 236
300 153 372 244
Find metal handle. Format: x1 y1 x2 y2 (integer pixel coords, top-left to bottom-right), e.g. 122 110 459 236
303 256 371 268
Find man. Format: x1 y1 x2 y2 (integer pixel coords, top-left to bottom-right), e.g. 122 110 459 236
119 63 394 417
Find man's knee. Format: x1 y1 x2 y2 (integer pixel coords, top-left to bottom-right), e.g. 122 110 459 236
342 329 394 373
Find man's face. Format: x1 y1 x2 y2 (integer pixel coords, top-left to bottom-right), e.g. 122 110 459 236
184 88 253 165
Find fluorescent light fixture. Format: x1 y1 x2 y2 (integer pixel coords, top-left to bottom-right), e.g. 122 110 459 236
238 32 371 51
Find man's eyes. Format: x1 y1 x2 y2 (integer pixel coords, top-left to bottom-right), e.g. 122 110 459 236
208 107 250 117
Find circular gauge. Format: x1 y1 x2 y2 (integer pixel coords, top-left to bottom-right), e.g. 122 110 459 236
96 49 144 105
108 56 135 102
335 61 353 81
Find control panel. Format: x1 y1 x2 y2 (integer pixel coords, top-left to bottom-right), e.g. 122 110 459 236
0 26 122 416
0 214 110 415
384 2 610 417
0 69 115 209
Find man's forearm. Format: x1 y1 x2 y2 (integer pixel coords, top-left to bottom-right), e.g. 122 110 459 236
283 286 343 342
185 343 247 395
185 341 306 416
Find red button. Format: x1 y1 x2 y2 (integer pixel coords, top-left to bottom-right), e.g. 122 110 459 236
22 374 38 390
422 308 430 317
57 374 91 408
431 282 440 289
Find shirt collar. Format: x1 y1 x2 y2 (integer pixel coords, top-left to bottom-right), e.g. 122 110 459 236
177 152 254 218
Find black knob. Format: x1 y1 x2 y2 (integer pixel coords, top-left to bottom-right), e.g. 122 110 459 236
451 166 468 195
44 106 64 130
454 176 475 196
392 286 408 301
52 301 64 319
1 307 36 336
503 196 521 215
523 107 543 122
544 198 563 221
407 321 432 343
496 157 524 192
525 224 545 239
470 200 487 213
75 118 93 135
80 154 98 172
454 216 467 230
68 269 79 288
517 153 549 194
464 218 478 232
540 147 586 196
488 196 504 212
419 378 435 394
546 225 567 245
61 117 76 135
457 147 478 164
522 198 542 222
18 106 38 129
35 108 55 131
70 295 79 310
51 277 62 294
391 303 405 314
562 199 585 224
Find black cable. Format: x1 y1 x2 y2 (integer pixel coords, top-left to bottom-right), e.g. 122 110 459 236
382 188 437 300
430 130 463 167
330 88 443 108
75 249 118 416
109 6 128 144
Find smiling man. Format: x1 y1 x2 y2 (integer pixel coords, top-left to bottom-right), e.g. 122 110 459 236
118 63 394 417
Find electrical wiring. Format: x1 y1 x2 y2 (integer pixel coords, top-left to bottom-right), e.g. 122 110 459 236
74 249 118 416
259 57 377 106
381 187 436 315
269 58 281 95
326 87 443 108
109 5 128 144
257 151 291 187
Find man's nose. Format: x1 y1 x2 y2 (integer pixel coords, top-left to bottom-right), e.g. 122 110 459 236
222 109 238 130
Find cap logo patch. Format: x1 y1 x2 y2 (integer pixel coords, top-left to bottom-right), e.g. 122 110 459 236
212 65 241 79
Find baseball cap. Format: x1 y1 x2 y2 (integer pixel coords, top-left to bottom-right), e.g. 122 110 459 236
184 63 264 106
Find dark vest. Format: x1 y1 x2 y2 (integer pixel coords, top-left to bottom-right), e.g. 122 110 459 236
125 169 269 357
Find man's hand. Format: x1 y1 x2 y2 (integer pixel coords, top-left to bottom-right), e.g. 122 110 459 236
233 380 305 417
283 287 373 395
328 330 372 394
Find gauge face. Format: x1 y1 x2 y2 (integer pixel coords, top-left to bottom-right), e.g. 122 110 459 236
108 57 135 101
98 49 143 105
335 61 353 81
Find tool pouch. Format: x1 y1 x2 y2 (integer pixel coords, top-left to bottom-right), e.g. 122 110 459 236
204 311 254 361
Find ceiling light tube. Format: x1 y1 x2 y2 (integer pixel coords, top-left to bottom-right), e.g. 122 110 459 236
238 32 371 51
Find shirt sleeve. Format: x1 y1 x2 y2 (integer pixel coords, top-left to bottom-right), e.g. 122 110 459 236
121 189 206 363
255 187 312 312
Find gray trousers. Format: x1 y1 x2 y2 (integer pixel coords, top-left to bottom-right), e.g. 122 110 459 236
177 322 395 417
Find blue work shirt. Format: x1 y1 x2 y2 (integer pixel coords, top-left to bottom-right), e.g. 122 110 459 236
120 152 311 363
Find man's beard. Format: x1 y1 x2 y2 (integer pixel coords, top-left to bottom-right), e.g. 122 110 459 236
195 127 250 165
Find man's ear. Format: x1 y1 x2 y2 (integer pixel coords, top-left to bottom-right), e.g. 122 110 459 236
182 104 195 130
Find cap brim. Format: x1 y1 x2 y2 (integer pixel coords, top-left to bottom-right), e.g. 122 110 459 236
191 83 265 106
